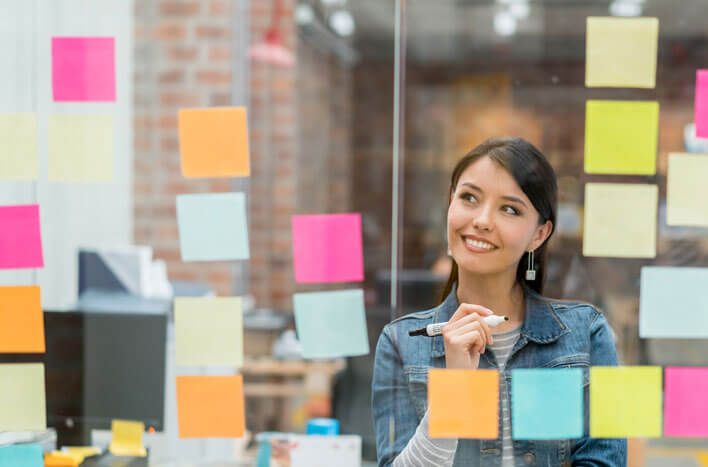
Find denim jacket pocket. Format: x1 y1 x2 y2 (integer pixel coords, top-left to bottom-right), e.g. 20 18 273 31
543 353 590 387
404 366 429 420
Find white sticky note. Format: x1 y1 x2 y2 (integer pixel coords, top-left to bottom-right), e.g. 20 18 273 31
48 114 114 182
667 153 708 227
0 113 38 180
0 363 46 431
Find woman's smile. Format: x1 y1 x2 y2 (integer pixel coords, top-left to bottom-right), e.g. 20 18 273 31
461 234 498 253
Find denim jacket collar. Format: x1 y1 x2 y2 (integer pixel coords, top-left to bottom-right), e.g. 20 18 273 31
430 282 568 358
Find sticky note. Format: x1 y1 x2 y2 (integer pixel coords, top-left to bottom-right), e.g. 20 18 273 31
292 213 364 284
696 71 708 138
176 192 250 262
175 297 243 366
176 375 245 438
0 363 46 431
428 369 498 438
109 420 146 457
179 107 250 178
51 37 116 101
584 100 659 175
0 286 45 353
0 113 38 180
0 444 43 467
583 183 657 258
664 367 708 437
590 366 662 438
585 17 658 88
0 204 44 269
293 289 369 359
48 114 114 182
639 267 708 338
511 369 583 439
667 153 708 226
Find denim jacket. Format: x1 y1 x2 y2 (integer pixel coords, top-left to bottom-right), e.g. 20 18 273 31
372 284 627 467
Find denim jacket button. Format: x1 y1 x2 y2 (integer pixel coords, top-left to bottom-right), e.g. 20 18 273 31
523 452 535 464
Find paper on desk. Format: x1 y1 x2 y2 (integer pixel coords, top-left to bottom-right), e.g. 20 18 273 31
176 375 245 438
0 444 43 467
179 107 250 178
0 204 44 269
109 419 147 457
584 100 659 175
289 435 361 467
666 153 708 227
51 37 115 102
0 113 38 180
48 113 114 182
585 17 658 88
0 363 46 431
0 285 45 353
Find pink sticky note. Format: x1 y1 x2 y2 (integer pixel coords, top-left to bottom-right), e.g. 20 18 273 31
695 70 708 138
664 367 708 437
0 205 44 269
52 37 116 102
292 213 364 283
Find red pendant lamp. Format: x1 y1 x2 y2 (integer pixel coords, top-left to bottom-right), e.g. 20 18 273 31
249 0 296 67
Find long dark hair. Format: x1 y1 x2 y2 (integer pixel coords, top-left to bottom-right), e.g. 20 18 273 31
441 137 558 301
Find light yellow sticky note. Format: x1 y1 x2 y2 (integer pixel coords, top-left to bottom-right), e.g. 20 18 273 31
586 17 658 88
590 366 662 438
0 363 46 431
583 183 657 258
584 100 659 175
175 297 243 367
0 113 38 180
48 114 114 182
109 419 147 457
667 153 708 226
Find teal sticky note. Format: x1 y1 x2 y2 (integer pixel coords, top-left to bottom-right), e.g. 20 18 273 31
639 267 708 338
0 444 43 466
511 369 584 439
293 289 369 359
176 193 250 262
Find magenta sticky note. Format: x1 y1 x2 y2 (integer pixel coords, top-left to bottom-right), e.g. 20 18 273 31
0 205 44 269
695 70 708 138
292 213 364 283
52 37 116 102
664 367 708 437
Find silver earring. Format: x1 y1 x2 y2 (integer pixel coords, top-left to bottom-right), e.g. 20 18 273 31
525 250 536 281
447 248 452 256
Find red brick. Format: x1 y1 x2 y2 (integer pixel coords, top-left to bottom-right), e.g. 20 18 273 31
196 70 231 85
156 23 186 40
160 91 199 107
166 45 199 61
208 45 231 61
159 1 200 16
158 70 184 84
210 93 232 106
160 137 180 152
209 1 231 16
195 25 230 39
158 114 178 130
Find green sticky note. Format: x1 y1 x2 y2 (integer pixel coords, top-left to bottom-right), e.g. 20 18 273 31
583 183 657 258
0 113 38 180
590 366 662 438
667 153 708 227
586 17 658 88
0 363 46 431
584 100 659 175
294 289 369 359
48 113 114 182
175 297 244 367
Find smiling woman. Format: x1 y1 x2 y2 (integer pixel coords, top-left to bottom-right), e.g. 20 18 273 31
371 138 627 467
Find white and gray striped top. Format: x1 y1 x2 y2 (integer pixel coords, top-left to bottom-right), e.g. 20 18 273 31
392 325 522 467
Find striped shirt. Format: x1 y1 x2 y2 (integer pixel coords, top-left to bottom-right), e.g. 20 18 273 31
488 325 522 467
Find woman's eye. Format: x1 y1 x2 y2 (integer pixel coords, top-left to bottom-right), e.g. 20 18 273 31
503 205 520 215
461 193 477 203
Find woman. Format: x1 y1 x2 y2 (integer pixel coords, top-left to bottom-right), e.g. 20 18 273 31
372 138 626 466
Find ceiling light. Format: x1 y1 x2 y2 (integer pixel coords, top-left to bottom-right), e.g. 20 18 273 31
328 10 355 37
509 2 530 19
494 11 517 36
295 3 315 25
609 0 642 17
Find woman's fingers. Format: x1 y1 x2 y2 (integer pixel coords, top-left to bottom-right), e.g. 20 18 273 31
445 321 488 354
448 303 493 324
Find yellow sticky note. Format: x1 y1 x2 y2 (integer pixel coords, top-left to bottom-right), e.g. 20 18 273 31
0 363 46 431
584 100 659 175
583 183 657 258
0 113 38 180
174 297 243 367
586 17 658 88
109 419 147 457
667 153 708 227
48 114 114 182
590 366 662 438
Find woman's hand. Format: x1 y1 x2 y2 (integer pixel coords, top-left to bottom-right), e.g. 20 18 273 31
443 304 495 370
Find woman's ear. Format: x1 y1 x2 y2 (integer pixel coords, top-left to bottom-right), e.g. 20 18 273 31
530 220 553 251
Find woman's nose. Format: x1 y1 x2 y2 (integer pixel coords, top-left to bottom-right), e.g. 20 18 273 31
473 206 494 231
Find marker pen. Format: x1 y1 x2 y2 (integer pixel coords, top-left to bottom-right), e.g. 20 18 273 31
408 315 509 337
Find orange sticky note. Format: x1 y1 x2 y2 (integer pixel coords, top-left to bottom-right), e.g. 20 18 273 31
0 286 45 353
178 107 250 178
176 375 245 438
428 369 499 439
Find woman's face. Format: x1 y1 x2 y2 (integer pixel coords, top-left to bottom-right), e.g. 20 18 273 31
447 156 552 278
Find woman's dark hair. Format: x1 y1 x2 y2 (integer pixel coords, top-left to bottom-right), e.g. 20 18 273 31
441 137 558 300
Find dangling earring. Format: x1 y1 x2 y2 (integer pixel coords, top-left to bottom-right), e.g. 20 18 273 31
447 247 452 256
525 250 536 281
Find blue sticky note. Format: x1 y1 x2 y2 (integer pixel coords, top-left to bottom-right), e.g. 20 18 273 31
0 444 43 467
511 369 584 439
293 289 369 359
176 193 250 262
640 267 708 338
